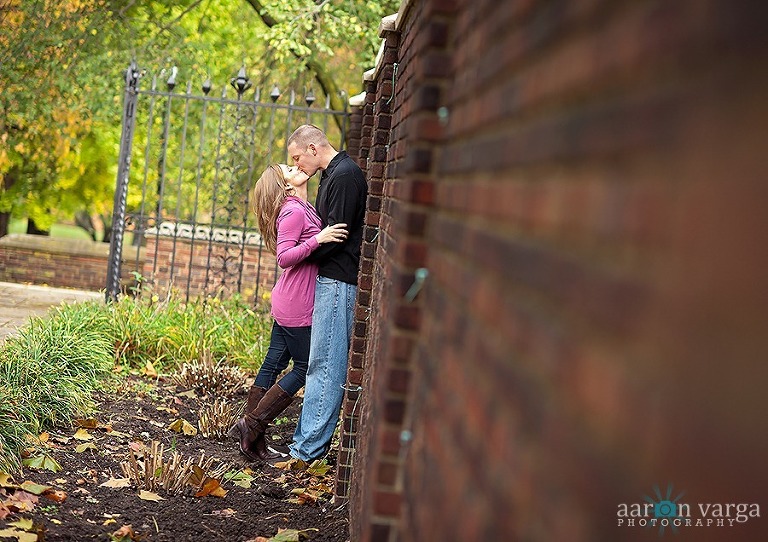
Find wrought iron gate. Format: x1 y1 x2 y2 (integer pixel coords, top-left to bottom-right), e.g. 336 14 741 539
105 62 348 304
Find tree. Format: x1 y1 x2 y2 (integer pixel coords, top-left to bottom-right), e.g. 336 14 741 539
0 0 119 237
0 0 398 239
243 0 400 122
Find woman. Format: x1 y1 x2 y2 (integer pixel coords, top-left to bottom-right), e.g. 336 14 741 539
228 163 347 461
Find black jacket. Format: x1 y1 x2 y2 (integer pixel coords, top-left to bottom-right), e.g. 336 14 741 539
309 151 368 285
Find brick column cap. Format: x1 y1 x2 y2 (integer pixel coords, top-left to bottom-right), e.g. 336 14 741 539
349 91 366 107
378 13 397 37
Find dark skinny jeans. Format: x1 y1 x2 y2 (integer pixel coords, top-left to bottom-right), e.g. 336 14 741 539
253 321 310 396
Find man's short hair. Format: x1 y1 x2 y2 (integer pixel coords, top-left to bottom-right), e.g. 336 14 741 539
287 124 330 150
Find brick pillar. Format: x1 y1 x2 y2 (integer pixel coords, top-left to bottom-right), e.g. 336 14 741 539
346 96 365 171
335 30 399 506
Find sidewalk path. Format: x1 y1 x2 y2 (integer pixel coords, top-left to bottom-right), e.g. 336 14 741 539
0 282 102 341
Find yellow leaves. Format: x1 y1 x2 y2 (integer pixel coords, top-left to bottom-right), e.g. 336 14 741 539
100 478 131 489
273 457 308 471
74 418 99 429
74 442 98 453
141 361 158 378
0 526 39 542
0 472 17 488
167 419 197 436
137 490 164 502
73 428 93 441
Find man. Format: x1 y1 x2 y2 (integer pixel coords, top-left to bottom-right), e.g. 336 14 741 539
283 124 367 462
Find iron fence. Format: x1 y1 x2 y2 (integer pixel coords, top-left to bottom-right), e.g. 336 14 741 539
106 62 348 304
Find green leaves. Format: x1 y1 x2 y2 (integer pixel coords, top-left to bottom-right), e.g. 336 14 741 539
21 455 62 473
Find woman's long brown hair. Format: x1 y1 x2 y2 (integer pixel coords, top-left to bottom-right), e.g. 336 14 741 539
252 164 291 254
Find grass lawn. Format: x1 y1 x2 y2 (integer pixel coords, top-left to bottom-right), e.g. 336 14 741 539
9 219 95 241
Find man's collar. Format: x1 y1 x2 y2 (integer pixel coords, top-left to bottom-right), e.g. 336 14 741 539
322 151 348 176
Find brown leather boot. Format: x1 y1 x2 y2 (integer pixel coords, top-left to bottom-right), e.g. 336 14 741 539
234 384 293 461
226 385 266 440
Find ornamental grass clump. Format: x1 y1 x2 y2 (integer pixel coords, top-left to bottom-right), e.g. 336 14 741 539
99 292 271 373
0 308 113 473
197 398 243 438
173 350 245 396
121 440 228 495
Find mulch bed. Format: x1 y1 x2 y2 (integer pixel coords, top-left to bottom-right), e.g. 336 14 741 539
0 377 349 542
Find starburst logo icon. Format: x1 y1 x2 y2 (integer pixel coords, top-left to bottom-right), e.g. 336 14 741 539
644 483 686 536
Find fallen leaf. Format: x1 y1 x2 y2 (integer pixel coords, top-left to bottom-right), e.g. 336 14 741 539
195 478 226 498
210 508 237 517
21 455 62 473
53 478 67 484
100 478 131 489
177 390 197 399
41 489 67 503
137 490 164 502
128 442 146 453
111 524 139 541
50 519 61 525
0 503 11 519
7 518 33 530
73 428 93 441
37 433 49 443
0 472 18 489
156 406 178 415
103 518 116 526
141 361 158 378
306 459 331 476
268 528 319 542
105 430 131 439
187 465 206 487
167 419 197 436
75 442 98 453
0 527 38 542
273 458 307 471
4 490 38 513
19 482 51 496
74 418 99 429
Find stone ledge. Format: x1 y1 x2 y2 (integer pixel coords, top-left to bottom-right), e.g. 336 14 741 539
0 234 110 258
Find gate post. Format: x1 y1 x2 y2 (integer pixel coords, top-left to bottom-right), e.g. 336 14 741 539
105 62 141 302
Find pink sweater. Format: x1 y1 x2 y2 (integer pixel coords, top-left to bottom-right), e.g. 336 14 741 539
270 197 322 327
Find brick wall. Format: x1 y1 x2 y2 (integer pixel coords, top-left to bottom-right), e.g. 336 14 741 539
0 234 133 291
342 1 768 541
142 236 277 300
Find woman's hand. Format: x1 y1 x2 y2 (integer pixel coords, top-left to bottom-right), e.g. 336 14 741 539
315 223 348 244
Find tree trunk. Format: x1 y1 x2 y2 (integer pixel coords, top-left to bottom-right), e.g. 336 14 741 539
75 210 98 241
26 217 50 236
0 169 16 238
244 0 345 130
0 212 9 238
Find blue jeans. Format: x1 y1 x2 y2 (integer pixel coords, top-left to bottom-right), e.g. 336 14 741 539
289 276 356 461
253 322 311 396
